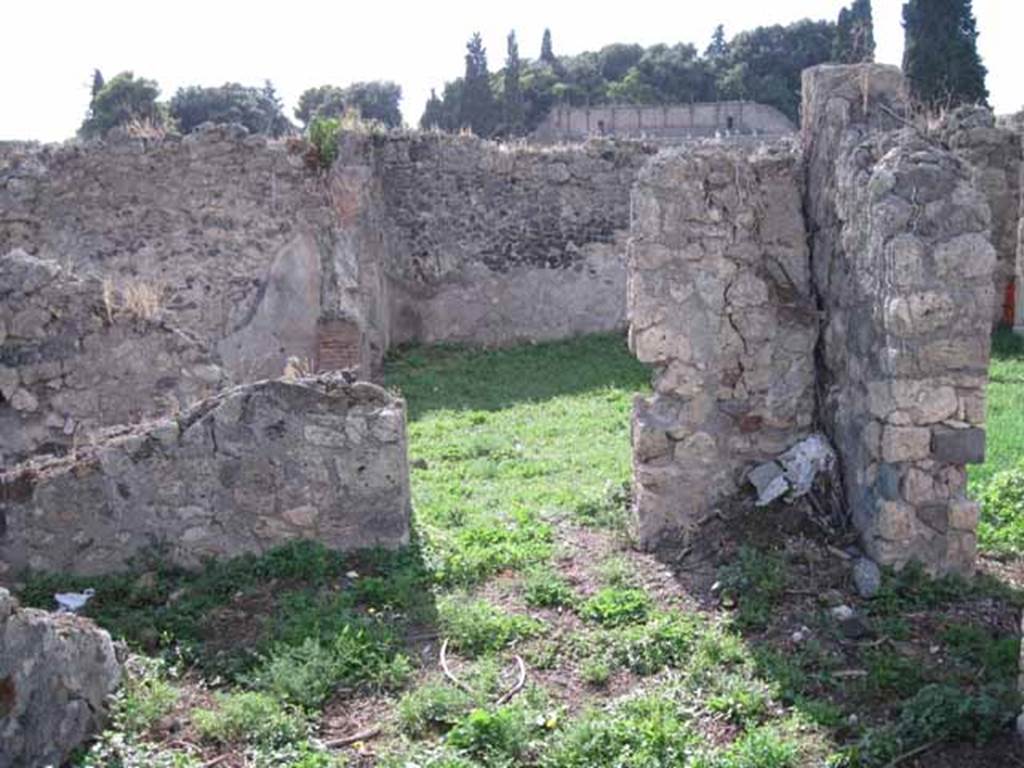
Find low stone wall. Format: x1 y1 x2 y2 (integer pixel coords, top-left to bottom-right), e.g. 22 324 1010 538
1 588 122 767
628 143 817 547
0 375 410 577
0 249 228 465
803 64 993 573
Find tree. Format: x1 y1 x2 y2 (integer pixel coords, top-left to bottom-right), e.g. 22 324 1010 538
540 28 556 65
168 82 292 136
502 31 526 135
342 81 403 128
79 71 163 138
90 69 105 99
705 24 729 60
460 32 498 136
902 0 988 109
717 20 836 121
295 85 346 126
834 0 875 63
420 88 445 130
295 82 402 128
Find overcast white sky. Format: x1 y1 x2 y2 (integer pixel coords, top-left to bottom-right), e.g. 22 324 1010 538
1 0 1018 142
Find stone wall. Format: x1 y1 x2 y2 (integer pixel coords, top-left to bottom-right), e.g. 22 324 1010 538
628 143 817 548
1 588 122 767
0 128 652 459
934 107 1022 326
534 102 796 143
0 126 352 384
367 134 653 346
0 375 411 577
0 249 228 466
803 64 993 573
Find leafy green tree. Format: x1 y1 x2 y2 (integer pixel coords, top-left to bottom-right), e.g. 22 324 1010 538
540 28 556 65
502 31 526 135
341 82 403 127
717 20 835 120
79 71 163 138
295 85 346 126
169 81 293 136
835 0 875 63
597 43 644 82
902 0 988 109
295 82 402 128
460 33 498 135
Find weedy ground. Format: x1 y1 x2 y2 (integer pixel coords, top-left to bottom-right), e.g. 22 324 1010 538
15 332 1024 768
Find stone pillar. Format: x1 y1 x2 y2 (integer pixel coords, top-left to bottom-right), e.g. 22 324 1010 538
628 145 817 548
802 64 994 574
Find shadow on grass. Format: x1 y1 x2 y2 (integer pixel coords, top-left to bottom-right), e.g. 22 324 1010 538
384 332 651 421
15 532 438 686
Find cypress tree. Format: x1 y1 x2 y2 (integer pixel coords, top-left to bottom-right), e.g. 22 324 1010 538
834 8 853 61
902 0 988 109
835 1 875 63
90 69 105 99
849 0 875 62
420 89 444 130
540 28 556 65
460 32 498 136
503 31 526 136
705 24 729 60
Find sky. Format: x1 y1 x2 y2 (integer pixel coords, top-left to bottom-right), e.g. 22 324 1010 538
1 0 1019 142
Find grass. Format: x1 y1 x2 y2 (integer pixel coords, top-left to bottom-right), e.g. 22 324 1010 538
973 329 1024 552
17 331 1024 767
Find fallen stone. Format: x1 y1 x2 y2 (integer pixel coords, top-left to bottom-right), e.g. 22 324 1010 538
830 604 855 622
748 461 788 506
749 434 836 506
0 588 122 767
852 557 882 599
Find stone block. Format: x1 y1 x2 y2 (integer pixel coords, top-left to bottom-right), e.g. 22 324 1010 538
881 425 932 463
931 426 986 464
948 499 980 531
0 589 122 768
874 500 916 541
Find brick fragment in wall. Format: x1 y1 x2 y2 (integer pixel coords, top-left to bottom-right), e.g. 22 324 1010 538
316 318 363 372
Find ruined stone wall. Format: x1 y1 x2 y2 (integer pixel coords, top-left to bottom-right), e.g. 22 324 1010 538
1 128 652 396
934 107 1022 326
803 64 993 573
362 133 652 346
0 250 228 466
0 125 363 383
628 143 817 548
0 376 410 577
